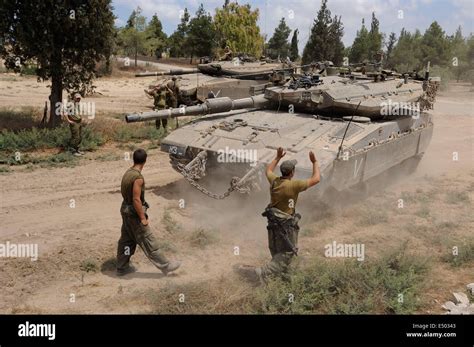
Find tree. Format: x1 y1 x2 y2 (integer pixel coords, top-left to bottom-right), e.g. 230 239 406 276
349 12 382 64
214 2 264 57
349 19 370 63
368 12 383 59
420 21 450 67
145 13 168 58
449 26 468 82
119 7 147 67
290 29 299 62
0 0 115 127
267 18 291 60
168 8 190 57
187 4 215 58
302 0 343 64
126 9 137 28
467 34 474 86
385 32 397 67
329 15 344 65
389 28 423 72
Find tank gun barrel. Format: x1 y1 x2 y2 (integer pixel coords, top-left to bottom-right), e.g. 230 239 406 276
228 63 318 80
135 69 199 77
125 95 269 123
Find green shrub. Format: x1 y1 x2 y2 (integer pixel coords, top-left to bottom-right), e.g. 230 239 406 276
356 209 388 226
445 191 470 204
80 259 98 273
441 240 474 267
1 151 77 168
161 209 182 233
21 64 37 75
415 205 431 219
0 165 11 173
189 228 218 249
254 246 428 314
113 123 164 143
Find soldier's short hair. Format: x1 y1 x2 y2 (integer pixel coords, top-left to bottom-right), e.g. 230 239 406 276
133 148 147 164
280 159 297 176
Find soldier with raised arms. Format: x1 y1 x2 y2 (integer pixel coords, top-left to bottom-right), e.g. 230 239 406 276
237 147 320 282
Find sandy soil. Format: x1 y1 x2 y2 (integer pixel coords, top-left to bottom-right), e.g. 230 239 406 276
0 76 472 313
0 61 172 115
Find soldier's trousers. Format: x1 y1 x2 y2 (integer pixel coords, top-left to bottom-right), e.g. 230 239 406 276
155 118 168 129
153 106 168 130
69 123 82 151
117 213 169 272
261 223 299 278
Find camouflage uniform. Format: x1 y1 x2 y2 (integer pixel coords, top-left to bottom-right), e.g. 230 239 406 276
261 207 300 278
261 171 308 278
67 98 82 153
166 78 180 108
150 87 169 130
221 46 233 61
117 167 170 273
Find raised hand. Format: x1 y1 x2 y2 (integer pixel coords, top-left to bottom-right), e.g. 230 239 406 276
277 147 286 159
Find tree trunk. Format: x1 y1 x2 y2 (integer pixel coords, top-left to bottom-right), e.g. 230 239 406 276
48 73 63 128
134 47 138 67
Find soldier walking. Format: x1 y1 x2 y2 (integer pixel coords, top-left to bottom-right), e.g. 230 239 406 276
237 147 320 282
117 148 181 276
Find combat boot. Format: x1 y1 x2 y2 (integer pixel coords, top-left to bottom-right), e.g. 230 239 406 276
234 264 262 285
117 264 137 276
160 261 181 275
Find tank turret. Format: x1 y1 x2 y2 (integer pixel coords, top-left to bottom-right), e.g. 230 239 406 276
127 72 438 122
135 57 298 105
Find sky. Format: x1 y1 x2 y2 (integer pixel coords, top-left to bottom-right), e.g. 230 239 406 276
112 0 474 51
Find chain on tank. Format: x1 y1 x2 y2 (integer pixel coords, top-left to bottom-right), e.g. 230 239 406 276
174 152 259 200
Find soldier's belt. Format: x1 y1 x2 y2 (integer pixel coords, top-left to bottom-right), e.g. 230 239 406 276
121 202 149 217
262 207 301 225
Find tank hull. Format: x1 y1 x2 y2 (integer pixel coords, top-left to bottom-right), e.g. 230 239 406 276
160 109 433 197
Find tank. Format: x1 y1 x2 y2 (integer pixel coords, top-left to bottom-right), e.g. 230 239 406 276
136 57 294 105
126 68 439 200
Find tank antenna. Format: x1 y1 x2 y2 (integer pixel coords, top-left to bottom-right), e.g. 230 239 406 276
337 101 362 159
424 61 430 80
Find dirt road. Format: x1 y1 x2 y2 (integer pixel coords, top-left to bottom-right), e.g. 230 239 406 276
0 78 472 313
